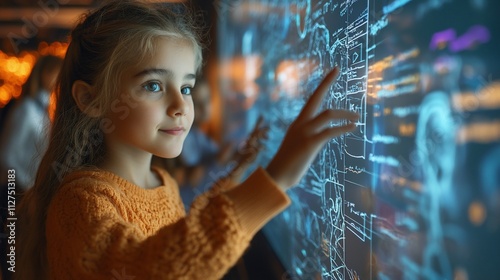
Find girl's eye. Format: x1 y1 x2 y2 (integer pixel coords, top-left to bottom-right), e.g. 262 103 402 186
143 82 162 92
181 87 193 95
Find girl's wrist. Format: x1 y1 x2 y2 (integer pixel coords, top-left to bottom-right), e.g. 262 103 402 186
265 162 286 191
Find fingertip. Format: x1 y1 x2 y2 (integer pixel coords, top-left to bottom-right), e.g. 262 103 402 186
343 122 355 130
328 67 340 80
348 112 360 121
339 122 356 135
320 68 339 86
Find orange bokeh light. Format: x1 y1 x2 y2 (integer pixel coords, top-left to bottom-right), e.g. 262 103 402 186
0 41 67 108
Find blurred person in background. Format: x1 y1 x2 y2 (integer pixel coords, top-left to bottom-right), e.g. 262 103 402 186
0 55 63 192
0 54 62 280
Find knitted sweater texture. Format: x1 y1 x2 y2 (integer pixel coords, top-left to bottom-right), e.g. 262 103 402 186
45 166 290 279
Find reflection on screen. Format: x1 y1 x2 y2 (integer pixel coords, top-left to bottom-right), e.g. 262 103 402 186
218 0 500 279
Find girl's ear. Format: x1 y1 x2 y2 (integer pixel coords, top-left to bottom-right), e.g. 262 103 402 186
72 80 101 117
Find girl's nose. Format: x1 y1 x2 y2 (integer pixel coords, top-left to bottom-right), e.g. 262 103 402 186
167 90 189 117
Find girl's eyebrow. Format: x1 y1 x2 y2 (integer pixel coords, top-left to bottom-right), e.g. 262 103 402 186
133 68 196 80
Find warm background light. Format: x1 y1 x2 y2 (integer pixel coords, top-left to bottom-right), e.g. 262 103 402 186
0 41 67 108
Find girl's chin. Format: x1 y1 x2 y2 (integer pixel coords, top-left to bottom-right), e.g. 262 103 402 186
154 149 183 159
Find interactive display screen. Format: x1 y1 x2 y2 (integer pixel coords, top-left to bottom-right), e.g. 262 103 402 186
217 0 500 279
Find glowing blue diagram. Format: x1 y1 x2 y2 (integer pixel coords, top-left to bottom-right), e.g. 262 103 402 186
218 0 500 279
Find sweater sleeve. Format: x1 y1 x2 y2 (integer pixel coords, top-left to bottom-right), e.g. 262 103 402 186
46 167 290 280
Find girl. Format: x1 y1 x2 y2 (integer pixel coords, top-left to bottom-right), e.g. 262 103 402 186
16 1 358 279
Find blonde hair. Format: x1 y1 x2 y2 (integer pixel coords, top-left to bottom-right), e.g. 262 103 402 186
15 1 203 279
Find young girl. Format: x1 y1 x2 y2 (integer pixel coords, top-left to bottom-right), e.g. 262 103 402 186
16 1 358 279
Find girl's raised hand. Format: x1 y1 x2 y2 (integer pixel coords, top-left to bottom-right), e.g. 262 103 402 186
265 67 359 190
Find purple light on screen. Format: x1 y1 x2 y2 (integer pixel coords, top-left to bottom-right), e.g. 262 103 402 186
429 28 456 50
450 25 491 52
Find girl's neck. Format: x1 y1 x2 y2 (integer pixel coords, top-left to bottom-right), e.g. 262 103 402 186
97 143 161 189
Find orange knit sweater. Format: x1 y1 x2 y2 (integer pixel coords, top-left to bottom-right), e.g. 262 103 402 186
45 166 290 279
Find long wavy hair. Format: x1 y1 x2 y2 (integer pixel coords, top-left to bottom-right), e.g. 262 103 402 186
15 1 203 279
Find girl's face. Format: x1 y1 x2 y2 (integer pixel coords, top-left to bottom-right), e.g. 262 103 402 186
104 37 196 158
